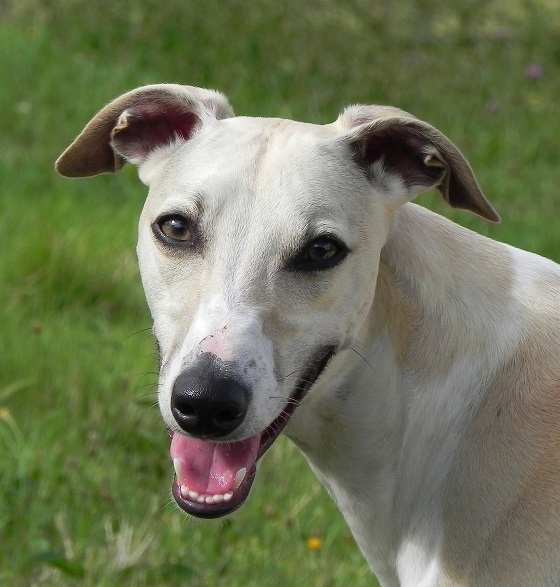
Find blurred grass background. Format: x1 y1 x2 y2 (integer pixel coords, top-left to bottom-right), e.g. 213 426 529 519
1 1 559 585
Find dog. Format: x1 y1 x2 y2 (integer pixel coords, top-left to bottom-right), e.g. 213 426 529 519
56 84 560 587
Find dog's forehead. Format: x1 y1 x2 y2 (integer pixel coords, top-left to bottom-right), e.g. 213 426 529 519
150 116 362 219
184 116 338 182
216 115 338 152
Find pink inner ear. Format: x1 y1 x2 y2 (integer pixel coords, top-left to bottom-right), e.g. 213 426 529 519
358 129 443 189
111 101 199 162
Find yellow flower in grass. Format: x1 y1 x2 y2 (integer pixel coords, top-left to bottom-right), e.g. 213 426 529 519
306 536 323 551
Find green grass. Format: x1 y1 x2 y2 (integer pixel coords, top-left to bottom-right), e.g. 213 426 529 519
1 1 560 585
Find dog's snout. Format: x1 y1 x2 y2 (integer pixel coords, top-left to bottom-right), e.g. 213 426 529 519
171 354 249 438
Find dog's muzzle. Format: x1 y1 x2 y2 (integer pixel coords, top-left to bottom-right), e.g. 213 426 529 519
168 347 337 518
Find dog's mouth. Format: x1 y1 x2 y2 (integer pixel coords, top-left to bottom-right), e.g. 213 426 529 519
169 347 335 519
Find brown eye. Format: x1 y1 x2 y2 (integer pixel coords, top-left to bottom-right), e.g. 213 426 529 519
157 215 192 242
306 239 339 262
292 236 349 271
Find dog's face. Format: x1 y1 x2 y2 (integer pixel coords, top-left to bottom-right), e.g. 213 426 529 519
55 84 498 518
137 116 390 515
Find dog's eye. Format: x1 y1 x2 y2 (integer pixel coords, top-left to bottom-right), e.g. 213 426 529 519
156 215 193 243
292 236 348 271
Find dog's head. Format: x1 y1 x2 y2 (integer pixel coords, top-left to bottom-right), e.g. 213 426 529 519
56 84 498 517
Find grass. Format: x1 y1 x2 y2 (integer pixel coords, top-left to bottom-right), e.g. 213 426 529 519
1 1 559 585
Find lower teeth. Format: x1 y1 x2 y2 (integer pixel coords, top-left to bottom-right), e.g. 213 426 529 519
180 484 233 504
175 465 246 505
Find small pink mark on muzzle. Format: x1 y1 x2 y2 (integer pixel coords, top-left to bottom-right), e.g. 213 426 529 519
199 327 231 361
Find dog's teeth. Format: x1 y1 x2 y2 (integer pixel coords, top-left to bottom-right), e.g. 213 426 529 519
173 458 183 480
233 467 247 490
177 484 235 505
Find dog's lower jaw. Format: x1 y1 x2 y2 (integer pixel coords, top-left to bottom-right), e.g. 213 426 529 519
168 346 337 518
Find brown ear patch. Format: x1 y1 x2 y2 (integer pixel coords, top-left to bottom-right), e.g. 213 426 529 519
55 84 234 178
55 98 200 178
340 108 500 223
55 119 126 178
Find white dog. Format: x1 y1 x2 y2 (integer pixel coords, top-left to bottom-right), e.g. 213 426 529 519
56 84 560 587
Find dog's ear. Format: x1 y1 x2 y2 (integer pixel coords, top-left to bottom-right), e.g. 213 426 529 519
338 105 500 222
55 84 234 181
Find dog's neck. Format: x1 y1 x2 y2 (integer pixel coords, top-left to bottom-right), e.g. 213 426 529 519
287 203 518 586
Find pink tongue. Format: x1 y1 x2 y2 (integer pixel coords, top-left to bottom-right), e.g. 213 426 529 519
170 432 261 495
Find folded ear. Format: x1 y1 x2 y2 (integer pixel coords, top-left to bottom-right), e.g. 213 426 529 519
55 84 234 179
338 105 500 222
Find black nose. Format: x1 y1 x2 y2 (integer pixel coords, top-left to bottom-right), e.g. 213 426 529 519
171 353 250 438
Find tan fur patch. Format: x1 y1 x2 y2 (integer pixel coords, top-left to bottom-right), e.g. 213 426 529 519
443 319 560 585
371 249 418 365
372 206 514 381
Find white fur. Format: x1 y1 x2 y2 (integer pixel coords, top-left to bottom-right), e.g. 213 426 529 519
57 85 560 587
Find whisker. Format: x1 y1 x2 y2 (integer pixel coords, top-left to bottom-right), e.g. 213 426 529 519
350 339 368 351
350 347 376 373
276 369 299 382
138 400 160 411
268 395 302 408
135 383 158 394
161 496 179 514
134 371 159 381
123 327 153 341
147 409 165 425
136 386 159 398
